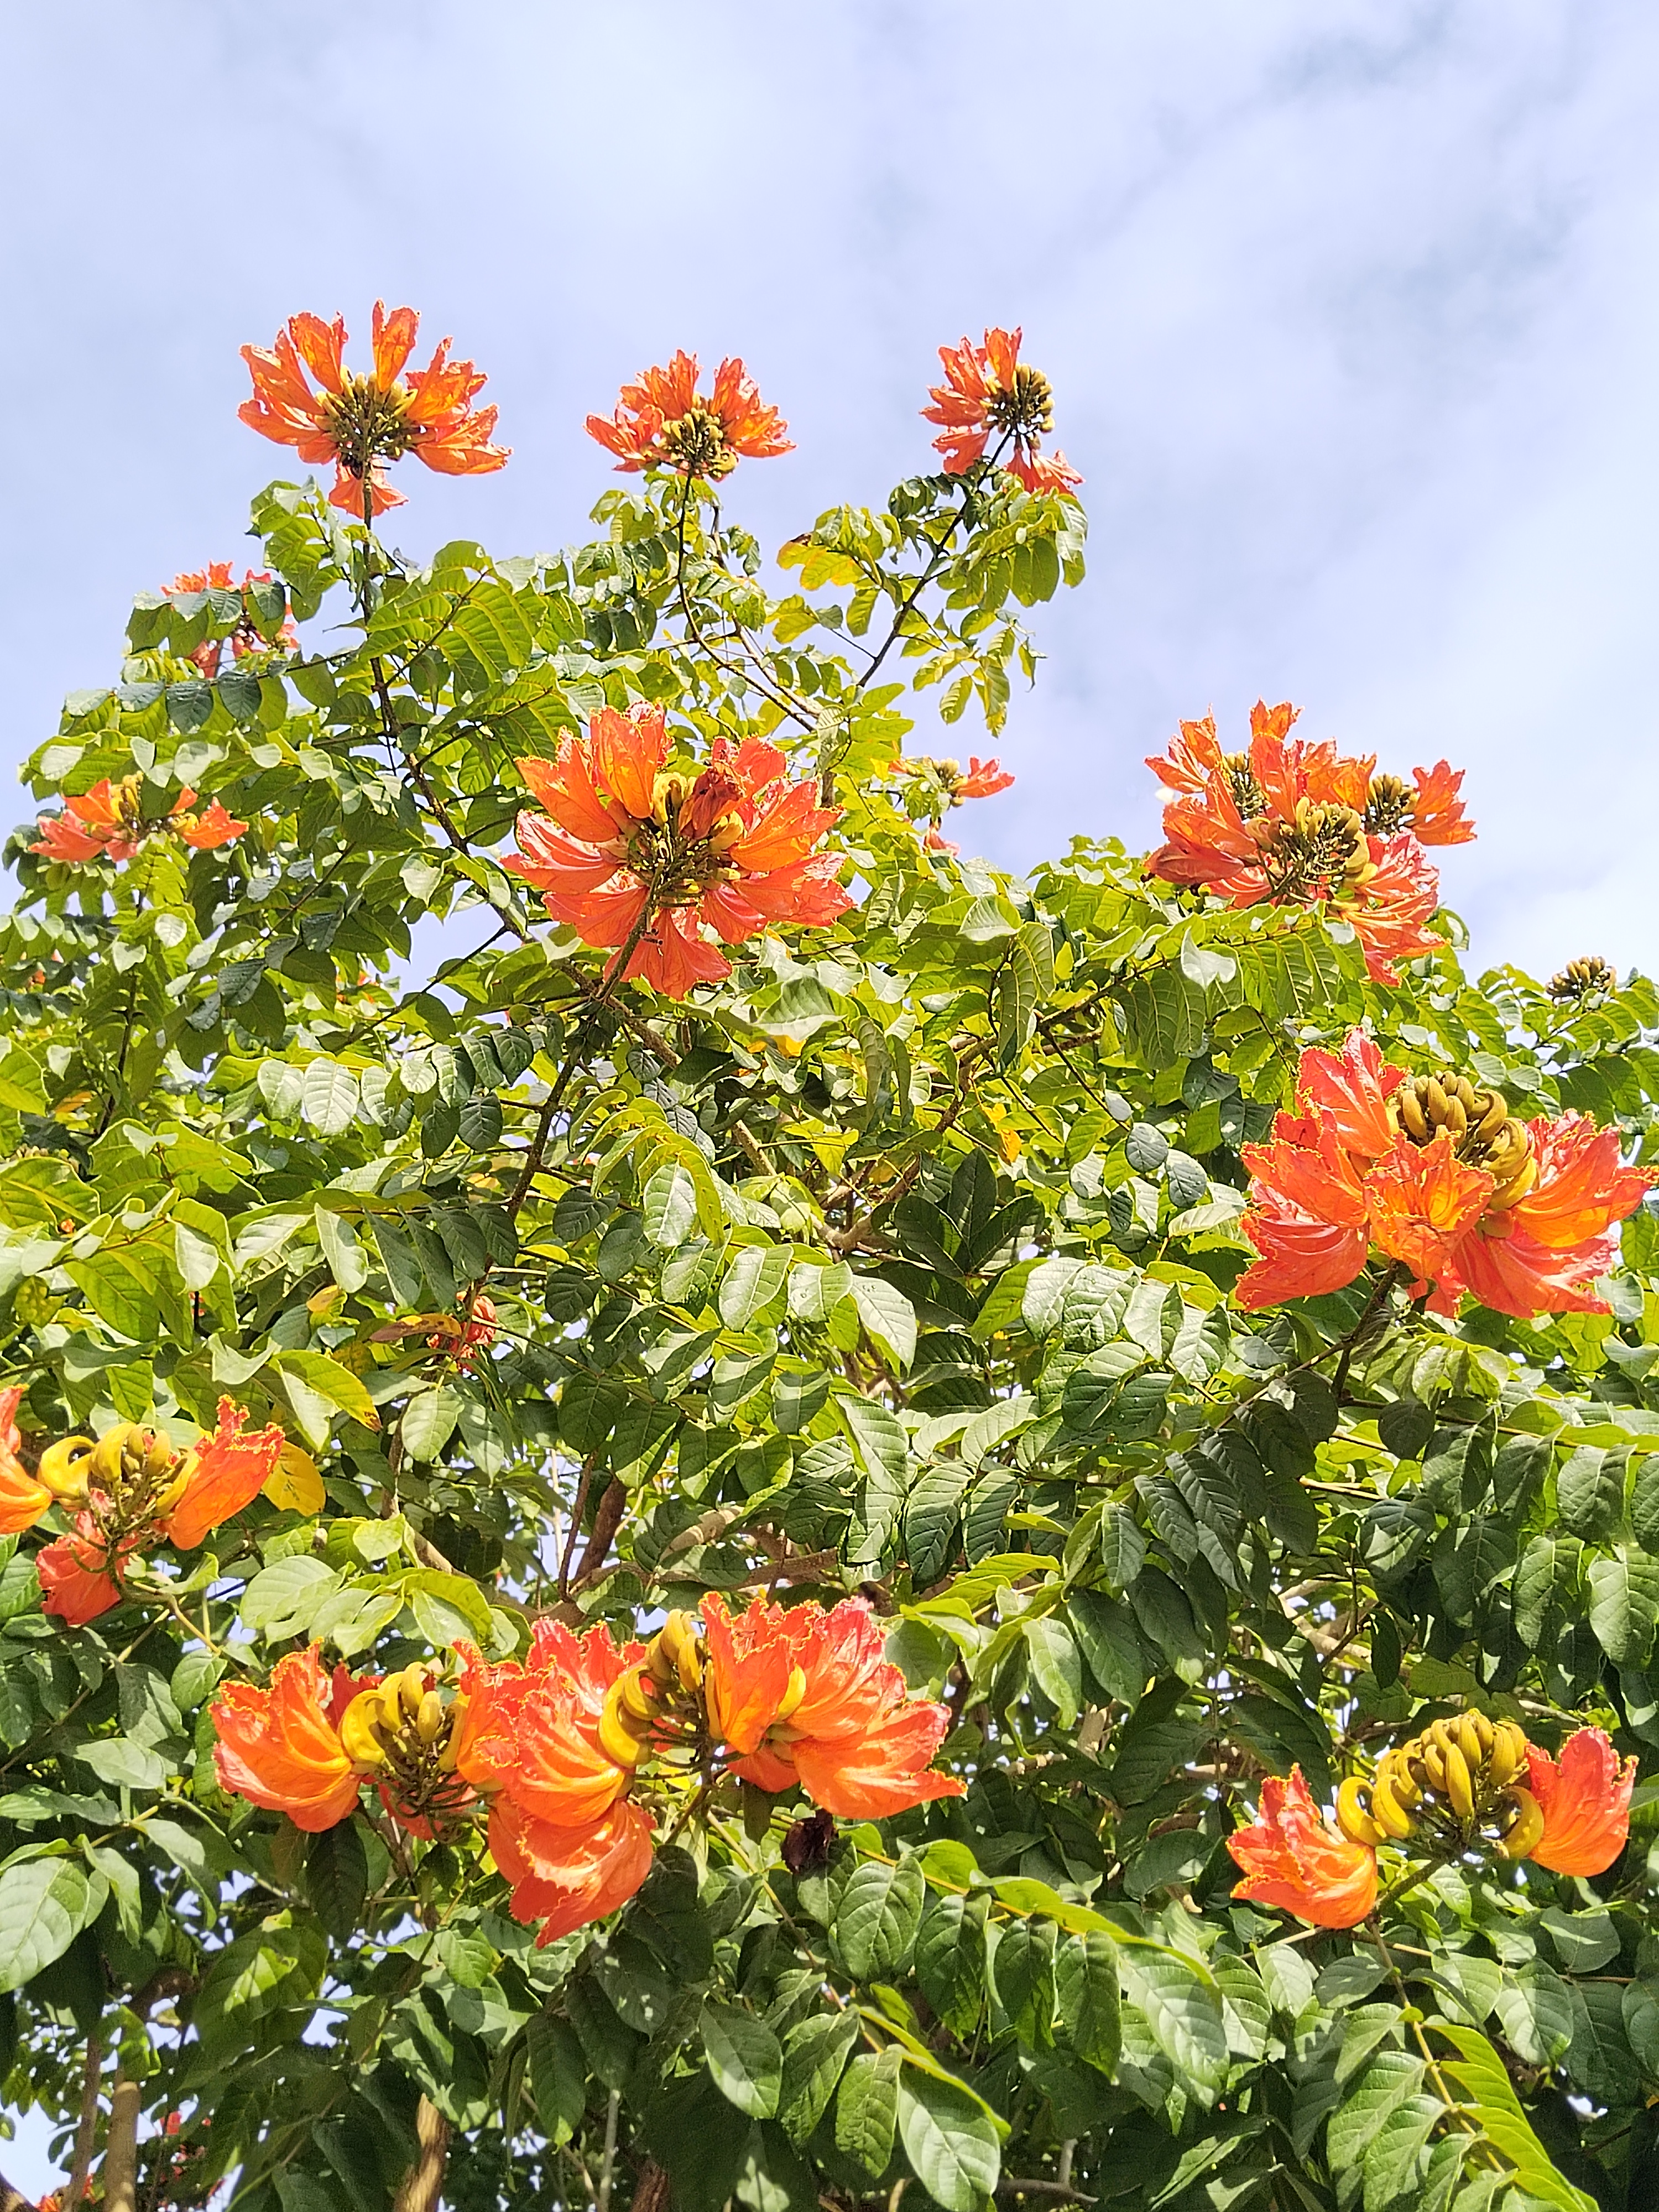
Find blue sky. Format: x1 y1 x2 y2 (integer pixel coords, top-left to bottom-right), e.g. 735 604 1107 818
0 0 1656 2184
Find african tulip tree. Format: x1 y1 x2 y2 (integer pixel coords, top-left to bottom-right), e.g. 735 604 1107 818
0 311 1653 2212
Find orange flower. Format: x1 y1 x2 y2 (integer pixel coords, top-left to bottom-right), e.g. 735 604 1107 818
1145 702 1471 985
703 1595 966 1819
31 776 246 868
923 327 1081 495
168 565 300 676
373 1293 499 1367
586 351 792 479
505 708 851 998
38 1516 130 1626
0 1388 50 1536
175 800 250 852
164 1398 285 1551
211 1646 369 1832
951 755 1015 800
239 303 509 517
1227 1767 1378 1928
454 1621 638 1828
488 1796 654 1946
1238 1031 1651 1317
701 1593 808 1756
1524 1728 1637 1876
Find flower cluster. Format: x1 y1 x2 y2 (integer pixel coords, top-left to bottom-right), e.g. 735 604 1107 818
1237 1030 1650 1317
1146 701 1474 984
372 1291 499 1369
1229 1721 1635 1928
924 327 1081 494
240 302 509 517
8 1401 287 1625
587 350 792 480
166 562 298 676
211 1597 962 1947
30 774 247 868
505 705 851 997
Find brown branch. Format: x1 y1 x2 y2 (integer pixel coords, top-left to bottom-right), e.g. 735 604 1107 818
64 2029 104 2210
557 1458 597 1599
573 1478 627 1585
392 2095 451 2212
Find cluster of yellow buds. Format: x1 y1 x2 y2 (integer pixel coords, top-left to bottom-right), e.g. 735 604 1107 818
42 1424 185 1515
1549 956 1616 1003
1362 771 1415 838
1254 799 1376 901
340 1664 472 1834
1390 1072 1536 1207
340 1665 457 1773
598 1611 703 1770
1337 1713 1543 1861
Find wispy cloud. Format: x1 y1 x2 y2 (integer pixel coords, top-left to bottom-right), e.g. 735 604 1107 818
1 0 1655 986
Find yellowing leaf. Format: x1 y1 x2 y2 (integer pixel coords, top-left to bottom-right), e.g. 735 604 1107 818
264 1443 324 1515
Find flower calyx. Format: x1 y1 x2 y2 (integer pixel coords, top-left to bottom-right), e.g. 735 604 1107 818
1336 1713 1543 1861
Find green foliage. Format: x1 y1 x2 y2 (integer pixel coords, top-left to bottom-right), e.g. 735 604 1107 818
0 424 1656 2212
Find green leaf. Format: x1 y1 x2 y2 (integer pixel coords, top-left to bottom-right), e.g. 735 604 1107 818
401 1385 461 1462
834 1858 926 1981
1587 1547 1659 1665
301 1059 359 1138
1054 1931 1120 2075
778 2012 859 2145
849 1275 917 1371
526 2012 588 2144
1325 2051 1425 2169
0 1854 104 1992
1493 1960 1574 2067
304 1820 368 1939
643 1162 699 1248
274 1348 380 1430
74 1738 167 1792
1557 1444 1627 1542
701 2002 783 2120
914 1893 988 2038
1021 1617 1082 1725
1361 2094 1440 2212
241 1556 342 1640
992 1917 1057 2047
1119 1951 1227 2104
720 1245 791 1328
895 2070 1000 2212
834 2047 900 2177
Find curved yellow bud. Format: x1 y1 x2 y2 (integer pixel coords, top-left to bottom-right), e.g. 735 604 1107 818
1443 1743 1476 1821
416 1689 446 1745
775 1666 808 1725
340 1689 392 1769
1368 1772 1418 1839
1497 1787 1546 1861
1337 1777 1386 1846
598 1680 648 1770
152 1463 192 1517
87 1423 144 1488
36 1436 95 1501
